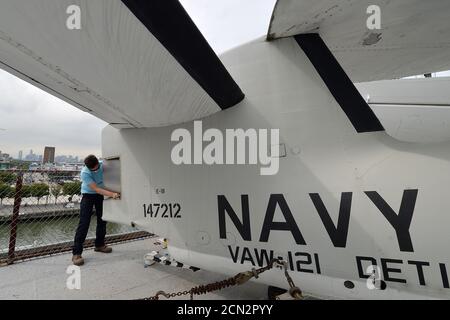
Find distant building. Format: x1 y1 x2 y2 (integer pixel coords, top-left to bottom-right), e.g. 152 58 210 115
0 151 10 161
0 150 11 169
29 162 40 171
55 155 83 164
24 149 41 162
43 146 55 164
18 150 23 160
0 162 11 170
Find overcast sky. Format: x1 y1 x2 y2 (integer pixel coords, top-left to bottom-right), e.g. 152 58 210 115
0 0 276 159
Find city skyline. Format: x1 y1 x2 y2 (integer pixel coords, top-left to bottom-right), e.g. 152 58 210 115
2 147 85 162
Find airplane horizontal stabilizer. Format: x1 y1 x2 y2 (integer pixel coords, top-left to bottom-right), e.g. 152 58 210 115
268 0 450 82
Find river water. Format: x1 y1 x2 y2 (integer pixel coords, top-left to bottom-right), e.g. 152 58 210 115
0 216 137 253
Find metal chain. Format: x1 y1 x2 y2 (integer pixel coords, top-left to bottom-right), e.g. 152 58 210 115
140 258 303 300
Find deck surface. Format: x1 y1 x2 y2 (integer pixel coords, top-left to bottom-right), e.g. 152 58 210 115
0 238 269 300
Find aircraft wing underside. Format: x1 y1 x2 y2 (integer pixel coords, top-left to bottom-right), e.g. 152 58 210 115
0 0 244 129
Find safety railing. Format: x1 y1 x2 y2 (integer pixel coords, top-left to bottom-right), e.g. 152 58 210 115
0 170 151 265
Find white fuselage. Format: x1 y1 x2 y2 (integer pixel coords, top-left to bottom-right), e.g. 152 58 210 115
102 37 450 299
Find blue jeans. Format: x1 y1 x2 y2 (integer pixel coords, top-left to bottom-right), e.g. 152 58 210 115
72 194 106 255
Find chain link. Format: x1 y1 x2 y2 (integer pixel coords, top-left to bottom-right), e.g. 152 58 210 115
140 258 303 300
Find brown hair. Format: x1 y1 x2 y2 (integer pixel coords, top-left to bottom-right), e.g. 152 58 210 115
84 155 99 170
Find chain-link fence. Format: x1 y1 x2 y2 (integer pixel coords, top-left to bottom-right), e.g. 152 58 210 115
0 170 152 265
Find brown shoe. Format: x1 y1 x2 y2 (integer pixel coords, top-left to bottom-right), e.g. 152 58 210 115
72 255 84 266
94 245 112 253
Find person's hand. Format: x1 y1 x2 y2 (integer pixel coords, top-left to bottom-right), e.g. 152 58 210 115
112 192 121 200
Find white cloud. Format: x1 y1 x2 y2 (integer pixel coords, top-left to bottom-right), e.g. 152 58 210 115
180 0 276 53
0 68 106 159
